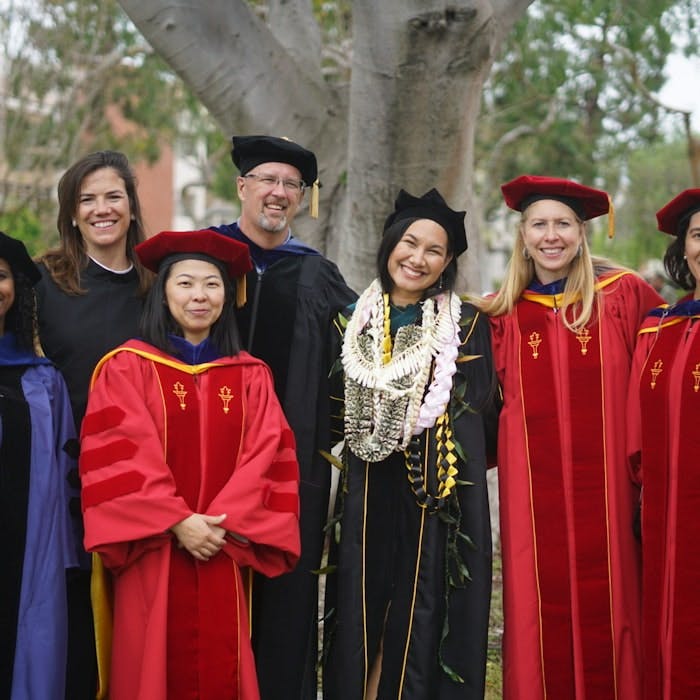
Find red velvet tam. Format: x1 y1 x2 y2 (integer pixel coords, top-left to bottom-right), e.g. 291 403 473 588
656 188 700 236
501 175 610 221
135 229 252 280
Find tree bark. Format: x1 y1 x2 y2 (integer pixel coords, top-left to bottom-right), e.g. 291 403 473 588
117 0 534 291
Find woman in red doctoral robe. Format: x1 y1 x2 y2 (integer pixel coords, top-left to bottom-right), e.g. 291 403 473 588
628 189 700 700
476 176 663 699
80 229 300 700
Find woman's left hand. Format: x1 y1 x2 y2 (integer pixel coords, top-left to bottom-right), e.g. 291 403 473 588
171 513 228 561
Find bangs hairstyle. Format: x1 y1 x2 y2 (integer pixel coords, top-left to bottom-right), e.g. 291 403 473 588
5 270 38 353
376 217 458 298
40 150 151 295
139 256 243 357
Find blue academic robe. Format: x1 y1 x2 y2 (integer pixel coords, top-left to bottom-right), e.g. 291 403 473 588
0 333 78 700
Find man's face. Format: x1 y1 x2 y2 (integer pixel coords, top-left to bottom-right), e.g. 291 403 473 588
237 161 305 235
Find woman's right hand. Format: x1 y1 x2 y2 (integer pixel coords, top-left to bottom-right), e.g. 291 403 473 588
170 513 227 561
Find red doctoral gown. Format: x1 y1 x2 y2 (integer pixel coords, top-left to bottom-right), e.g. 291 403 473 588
79 340 300 700
627 298 700 700
491 271 662 699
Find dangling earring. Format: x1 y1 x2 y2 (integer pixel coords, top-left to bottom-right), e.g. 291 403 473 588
438 274 444 289
71 219 77 227
576 244 582 258
522 247 531 260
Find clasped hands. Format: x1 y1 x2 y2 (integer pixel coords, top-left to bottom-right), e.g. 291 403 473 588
171 513 247 561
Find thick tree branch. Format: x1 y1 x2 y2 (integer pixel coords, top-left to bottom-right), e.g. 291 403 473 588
116 0 331 137
267 0 322 77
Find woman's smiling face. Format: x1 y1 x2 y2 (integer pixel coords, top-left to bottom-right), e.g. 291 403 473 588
520 198 585 284
387 219 452 306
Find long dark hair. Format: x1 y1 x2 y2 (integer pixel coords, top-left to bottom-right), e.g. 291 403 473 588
5 270 38 353
40 150 151 295
139 257 243 357
376 217 457 297
664 230 695 291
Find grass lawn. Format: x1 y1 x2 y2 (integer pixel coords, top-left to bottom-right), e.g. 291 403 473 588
485 540 503 699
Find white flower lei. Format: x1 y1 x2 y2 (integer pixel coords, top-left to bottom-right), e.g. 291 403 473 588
342 279 462 461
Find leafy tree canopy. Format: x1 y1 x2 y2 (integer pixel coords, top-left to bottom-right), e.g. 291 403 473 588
477 0 699 219
0 0 217 246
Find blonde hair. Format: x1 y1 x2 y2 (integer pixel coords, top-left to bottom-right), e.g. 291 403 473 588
476 209 621 331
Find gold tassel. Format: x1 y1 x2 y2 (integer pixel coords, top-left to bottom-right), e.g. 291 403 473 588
381 293 392 364
310 180 319 219
236 277 247 307
607 194 615 239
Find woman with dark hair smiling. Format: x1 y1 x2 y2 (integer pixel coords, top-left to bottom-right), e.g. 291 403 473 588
323 189 498 700
36 149 151 700
628 188 700 700
80 229 300 700
37 150 150 425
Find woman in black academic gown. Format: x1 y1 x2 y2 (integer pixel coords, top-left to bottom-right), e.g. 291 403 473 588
35 150 151 700
323 189 499 700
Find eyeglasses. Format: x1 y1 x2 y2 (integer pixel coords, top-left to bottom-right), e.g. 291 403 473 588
243 173 306 194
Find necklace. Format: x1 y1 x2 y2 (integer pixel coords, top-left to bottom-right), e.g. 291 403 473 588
342 279 461 462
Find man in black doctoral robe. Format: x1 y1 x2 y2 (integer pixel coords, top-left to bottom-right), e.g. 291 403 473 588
212 135 356 700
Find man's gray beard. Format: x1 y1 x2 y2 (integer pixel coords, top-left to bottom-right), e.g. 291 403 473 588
258 212 288 233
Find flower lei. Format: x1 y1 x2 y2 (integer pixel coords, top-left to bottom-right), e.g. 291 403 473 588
341 279 462 462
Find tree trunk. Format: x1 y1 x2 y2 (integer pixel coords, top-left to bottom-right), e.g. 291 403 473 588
117 0 534 291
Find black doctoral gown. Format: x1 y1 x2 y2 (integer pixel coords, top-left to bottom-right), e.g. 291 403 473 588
324 301 498 700
213 221 357 699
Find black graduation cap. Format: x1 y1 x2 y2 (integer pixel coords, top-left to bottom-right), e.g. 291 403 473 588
231 135 318 187
231 135 320 218
383 188 468 257
0 231 40 284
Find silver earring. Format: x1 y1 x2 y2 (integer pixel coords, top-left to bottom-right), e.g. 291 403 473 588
522 247 531 260
576 244 582 258
71 219 77 227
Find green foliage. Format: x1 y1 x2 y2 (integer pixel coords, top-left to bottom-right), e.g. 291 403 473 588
591 137 689 269
477 0 698 221
0 206 44 255
3 2 180 170
0 0 216 234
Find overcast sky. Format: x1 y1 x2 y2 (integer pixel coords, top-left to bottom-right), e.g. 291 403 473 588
659 52 700 129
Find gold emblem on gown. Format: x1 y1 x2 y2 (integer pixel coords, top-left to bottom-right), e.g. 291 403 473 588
650 359 663 389
528 331 542 359
693 363 700 393
173 381 187 410
576 327 591 355
218 386 233 413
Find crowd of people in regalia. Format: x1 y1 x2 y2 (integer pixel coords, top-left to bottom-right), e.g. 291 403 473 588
2 133 698 700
